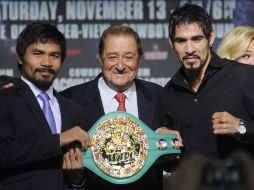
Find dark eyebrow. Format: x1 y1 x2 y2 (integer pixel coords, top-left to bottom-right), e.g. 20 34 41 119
32 48 61 58
32 48 45 53
191 35 205 40
174 35 205 42
105 52 136 56
174 37 186 42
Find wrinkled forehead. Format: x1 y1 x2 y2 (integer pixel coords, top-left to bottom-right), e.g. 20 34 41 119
103 35 138 52
104 33 137 44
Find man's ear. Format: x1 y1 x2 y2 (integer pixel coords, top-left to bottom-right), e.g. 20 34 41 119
99 57 103 66
209 30 216 47
169 38 174 49
138 55 143 65
16 55 22 65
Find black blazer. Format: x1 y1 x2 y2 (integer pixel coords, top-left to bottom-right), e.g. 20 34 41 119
61 74 164 190
0 79 86 190
61 74 162 130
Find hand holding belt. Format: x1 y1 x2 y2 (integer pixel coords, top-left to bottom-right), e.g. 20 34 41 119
82 112 181 184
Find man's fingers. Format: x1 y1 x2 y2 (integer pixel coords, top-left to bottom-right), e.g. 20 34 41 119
75 147 83 168
213 123 237 135
63 148 83 170
75 147 82 158
60 126 90 148
172 139 183 149
2 83 14 89
213 123 227 130
63 152 71 169
72 127 90 149
213 128 229 134
212 111 227 119
175 132 183 143
212 112 229 123
69 148 78 169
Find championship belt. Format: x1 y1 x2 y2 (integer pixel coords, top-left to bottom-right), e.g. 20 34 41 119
82 112 181 184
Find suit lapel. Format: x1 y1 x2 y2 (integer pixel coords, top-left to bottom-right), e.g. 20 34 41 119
87 79 105 128
136 80 155 129
55 92 70 132
17 79 52 134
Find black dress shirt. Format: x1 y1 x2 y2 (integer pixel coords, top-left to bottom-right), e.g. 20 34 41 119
161 52 254 159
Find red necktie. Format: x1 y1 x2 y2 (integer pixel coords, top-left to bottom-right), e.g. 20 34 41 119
115 92 126 112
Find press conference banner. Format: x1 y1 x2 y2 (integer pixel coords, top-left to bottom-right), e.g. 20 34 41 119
0 0 253 91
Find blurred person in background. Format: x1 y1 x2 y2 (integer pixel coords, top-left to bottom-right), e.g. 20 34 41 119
217 26 254 65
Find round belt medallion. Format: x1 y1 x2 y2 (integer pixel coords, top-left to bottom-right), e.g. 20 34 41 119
91 115 149 178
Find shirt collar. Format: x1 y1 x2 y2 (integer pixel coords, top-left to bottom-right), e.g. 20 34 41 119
21 76 54 100
98 76 136 102
208 52 224 69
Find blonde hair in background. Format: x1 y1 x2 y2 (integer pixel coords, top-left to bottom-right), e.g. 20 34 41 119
217 26 254 60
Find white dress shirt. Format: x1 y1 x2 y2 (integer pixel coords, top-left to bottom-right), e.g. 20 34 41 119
98 77 139 118
21 76 62 133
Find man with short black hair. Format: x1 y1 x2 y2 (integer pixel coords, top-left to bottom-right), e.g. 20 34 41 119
0 22 89 190
160 4 254 159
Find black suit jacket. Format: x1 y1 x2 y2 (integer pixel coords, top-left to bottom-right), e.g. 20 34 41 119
61 74 164 190
0 79 86 190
